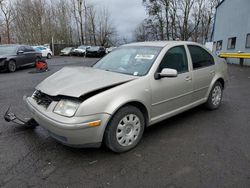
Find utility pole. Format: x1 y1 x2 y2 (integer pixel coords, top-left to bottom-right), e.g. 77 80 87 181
77 0 84 44
84 0 87 45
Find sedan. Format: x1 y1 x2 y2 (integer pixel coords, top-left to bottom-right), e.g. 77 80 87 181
72 45 90 56
25 41 228 152
33 46 53 59
86 46 106 57
60 47 75 56
0 44 42 72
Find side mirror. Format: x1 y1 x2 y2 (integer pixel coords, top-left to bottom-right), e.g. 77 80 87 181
155 68 178 79
17 50 24 55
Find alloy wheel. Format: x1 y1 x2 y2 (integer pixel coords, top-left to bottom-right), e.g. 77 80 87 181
8 61 16 72
212 85 222 106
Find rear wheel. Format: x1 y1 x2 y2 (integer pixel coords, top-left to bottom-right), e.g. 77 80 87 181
8 60 17 72
104 106 145 153
205 81 223 110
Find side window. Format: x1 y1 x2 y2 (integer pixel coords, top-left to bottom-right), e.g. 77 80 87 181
26 46 35 52
159 46 189 74
216 40 223 51
18 46 25 52
23 46 31 52
227 37 236 49
246 34 250 48
188 45 215 69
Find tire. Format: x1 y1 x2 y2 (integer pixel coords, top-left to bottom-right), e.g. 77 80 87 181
104 105 145 153
7 60 17 72
47 53 52 59
25 118 39 128
205 81 223 110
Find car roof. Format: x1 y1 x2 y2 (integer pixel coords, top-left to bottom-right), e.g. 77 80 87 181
0 44 22 47
123 41 200 48
33 46 46 48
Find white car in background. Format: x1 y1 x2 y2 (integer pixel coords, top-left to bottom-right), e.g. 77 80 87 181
72 45 90 56
33 46 53 59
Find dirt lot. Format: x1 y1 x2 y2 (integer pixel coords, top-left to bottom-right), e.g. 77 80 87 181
0 57 250 187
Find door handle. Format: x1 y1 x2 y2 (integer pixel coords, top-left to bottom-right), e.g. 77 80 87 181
185 76 192 81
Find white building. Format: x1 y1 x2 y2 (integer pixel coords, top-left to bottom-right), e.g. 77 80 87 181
212 0 250 65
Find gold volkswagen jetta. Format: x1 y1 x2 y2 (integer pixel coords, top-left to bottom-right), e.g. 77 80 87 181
25 41 228 153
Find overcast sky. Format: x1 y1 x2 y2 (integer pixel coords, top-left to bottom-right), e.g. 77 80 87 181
90 0 147 42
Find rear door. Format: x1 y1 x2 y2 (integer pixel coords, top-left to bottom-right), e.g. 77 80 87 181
150 45 193 121
187 45 215 102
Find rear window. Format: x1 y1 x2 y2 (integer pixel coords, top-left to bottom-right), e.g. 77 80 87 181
188 45 215 69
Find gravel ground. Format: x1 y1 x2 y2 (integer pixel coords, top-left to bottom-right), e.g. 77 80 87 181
0 57 250 188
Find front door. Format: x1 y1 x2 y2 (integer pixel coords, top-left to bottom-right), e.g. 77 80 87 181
23 46 36 65
150 45 193 122
16 46 28 66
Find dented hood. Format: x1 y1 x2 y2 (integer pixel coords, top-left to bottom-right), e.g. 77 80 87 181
36 67 136 98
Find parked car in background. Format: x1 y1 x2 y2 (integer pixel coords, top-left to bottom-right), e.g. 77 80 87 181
106 46 117 54
33 46 53 59
0 44 42 72
86 46 106 57
72 45 90 56
60 47 75 56
25 41 228 152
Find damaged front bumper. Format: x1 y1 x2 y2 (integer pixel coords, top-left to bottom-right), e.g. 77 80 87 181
25 96 111 148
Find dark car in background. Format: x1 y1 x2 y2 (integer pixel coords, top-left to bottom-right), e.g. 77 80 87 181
86 46 106 57
0 44 42 72
60 47 75 56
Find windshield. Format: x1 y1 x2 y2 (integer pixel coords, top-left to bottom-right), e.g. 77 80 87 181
93 46 162 76
63 47 71 51
89 46 100 51
0 46 17 55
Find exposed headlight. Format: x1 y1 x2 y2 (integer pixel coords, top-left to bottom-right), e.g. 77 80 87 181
54 100 80 117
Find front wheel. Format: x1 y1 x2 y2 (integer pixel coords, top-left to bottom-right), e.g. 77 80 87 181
104 106 145 153
8 60 17 72
205 81 223 110
47 53 52 59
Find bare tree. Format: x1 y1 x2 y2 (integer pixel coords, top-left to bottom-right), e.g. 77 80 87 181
161 0 170 40
177 0 204 41
87 4 97 45
134 21 148 41
71 0 85 44
0 0 118 46
202 0 221 43
0 0 14 44
143 0 165 40
96 7 116 46
140 0 220 42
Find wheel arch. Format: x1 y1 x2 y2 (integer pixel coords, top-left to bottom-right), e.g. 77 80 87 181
206 76 225 99
216 78 225 89
103 101 148 152
8 58 16 63
109 101 150 128
7 58 17 67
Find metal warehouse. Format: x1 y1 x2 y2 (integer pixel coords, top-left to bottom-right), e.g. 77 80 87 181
212 0 250 65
